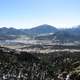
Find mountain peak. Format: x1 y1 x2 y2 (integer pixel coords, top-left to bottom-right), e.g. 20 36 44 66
34 24 55 28
29 24 58 36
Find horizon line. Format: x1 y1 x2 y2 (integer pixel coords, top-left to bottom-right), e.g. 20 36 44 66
0 24 80 29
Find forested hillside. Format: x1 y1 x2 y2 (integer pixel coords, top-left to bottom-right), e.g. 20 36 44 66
0 46 80 80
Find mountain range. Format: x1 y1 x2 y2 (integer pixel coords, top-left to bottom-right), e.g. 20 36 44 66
0 24 57 36
0 24 80 41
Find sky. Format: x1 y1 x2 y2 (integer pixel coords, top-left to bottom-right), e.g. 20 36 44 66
0 0 80 29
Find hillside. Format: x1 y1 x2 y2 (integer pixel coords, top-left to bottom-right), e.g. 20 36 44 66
0 45 80 80
28 24 58 36
35 26 80 42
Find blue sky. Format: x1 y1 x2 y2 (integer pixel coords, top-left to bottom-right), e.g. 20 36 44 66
0 0 80 29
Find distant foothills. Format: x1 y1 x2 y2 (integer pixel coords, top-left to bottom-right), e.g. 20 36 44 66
0 24 58 36
0 24 80 42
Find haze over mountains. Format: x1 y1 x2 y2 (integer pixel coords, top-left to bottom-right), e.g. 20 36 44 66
0 24 57 36
0 24 80 42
